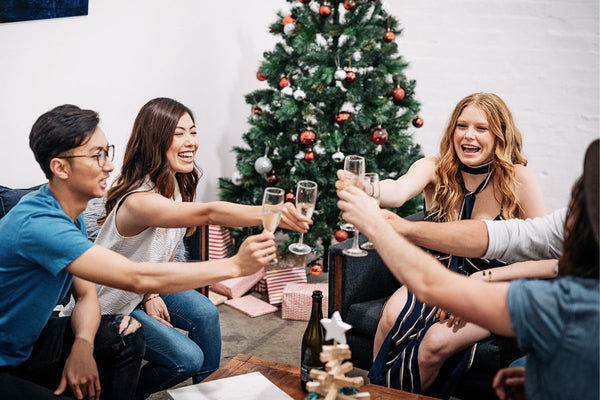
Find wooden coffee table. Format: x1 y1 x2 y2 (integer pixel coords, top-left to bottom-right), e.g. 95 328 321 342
204 354 439 400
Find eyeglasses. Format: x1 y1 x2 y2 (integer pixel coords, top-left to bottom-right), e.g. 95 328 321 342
58 145 115 168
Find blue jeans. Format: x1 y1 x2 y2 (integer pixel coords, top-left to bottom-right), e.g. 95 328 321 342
130 290 221 400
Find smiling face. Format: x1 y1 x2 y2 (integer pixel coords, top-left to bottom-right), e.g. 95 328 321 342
452 105 496 166
165 112 198 173
64 127 114 200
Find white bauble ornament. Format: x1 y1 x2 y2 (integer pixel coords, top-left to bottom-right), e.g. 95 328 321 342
254 156 272 174
232 170 243 186
335 69 347 81
281 86 293 96
332 151 345 163
283 22 295 36
293 89 306 100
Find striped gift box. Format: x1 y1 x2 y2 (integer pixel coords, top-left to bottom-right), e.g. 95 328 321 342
253 277 267 294
265 266 307 306
208 225 233 260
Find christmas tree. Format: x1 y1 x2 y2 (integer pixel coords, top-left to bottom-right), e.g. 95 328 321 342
219 0 423 261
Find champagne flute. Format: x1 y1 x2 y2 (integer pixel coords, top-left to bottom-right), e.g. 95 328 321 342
342 173 369 257
262 187 284 262
360 172 380 250
340 155 365 231
288 180 318 255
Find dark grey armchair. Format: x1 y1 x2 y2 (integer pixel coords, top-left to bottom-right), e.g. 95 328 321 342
327 214 516 399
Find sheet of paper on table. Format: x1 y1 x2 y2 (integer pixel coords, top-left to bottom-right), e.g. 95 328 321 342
167 371 293 400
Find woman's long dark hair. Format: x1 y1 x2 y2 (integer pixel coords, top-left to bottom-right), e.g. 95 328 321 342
558 176 599 279
99 98 200 227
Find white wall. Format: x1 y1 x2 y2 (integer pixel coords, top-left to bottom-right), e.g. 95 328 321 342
0 0 597 212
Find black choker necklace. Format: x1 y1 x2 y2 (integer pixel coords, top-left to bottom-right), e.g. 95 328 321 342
459 161 493 175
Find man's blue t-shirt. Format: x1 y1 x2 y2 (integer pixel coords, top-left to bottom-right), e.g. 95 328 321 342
0 184 93 367
508 277 600 400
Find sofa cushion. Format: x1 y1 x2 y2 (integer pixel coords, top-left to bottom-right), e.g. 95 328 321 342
346 297 387 338
0 184 43 218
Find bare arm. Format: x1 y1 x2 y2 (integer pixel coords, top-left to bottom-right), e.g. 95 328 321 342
338 186 515 337
65 231 276 294
116 193 308 235
470 259 558 282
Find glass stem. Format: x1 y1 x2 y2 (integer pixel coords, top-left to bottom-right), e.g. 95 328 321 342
352 229 359 249
298 232 305 246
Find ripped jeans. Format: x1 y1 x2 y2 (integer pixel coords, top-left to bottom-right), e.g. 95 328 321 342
0 314 145 400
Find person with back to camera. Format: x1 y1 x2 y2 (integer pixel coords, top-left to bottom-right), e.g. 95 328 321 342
336 93 557 397
60 97 310 399
0 104 276 400
338 139 599 400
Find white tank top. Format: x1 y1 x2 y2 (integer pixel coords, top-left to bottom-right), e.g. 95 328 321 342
60 178 186 316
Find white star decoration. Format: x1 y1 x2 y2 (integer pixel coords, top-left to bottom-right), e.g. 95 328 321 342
320 311 352 344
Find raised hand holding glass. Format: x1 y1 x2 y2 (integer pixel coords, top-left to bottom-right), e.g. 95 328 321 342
360 172 380 250
288 180 318 255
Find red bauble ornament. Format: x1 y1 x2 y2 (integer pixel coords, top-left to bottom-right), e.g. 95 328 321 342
371 127 389 145
266 172 279 185
283 14 296 26
391 87 405 102
304 150 315 162
343 0 356 11
279 77 290 89
300 129 316 146
345 71 356 83
319 4 332 17
252 105 262 115
285 191 296 204
412 116 424 128
383 30 395 43
335 111 351 125
299 0 311 3
334 229 349 242
256 71 268 81
310 263 323 276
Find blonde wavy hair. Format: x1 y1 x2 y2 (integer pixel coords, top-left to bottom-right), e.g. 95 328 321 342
430 93 527 222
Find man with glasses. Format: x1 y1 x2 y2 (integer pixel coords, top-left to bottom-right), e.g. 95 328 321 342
0 105 276 400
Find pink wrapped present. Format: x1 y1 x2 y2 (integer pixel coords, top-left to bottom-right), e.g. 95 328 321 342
212 267 265 299
225 295 278 318
281 283 329 321
254 277 267 294
265 266 307 306
208 225 233 260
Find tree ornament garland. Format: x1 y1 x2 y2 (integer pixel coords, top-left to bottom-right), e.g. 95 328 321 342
256 70 268 81
332 150 345 163
254 156 272 174
371 127 388 144
279 77 290 89
300 129 317 146
266 171 280 184
304 149 315 162
343 0 357 11
391 87 405 102
345 71 356 83
334 229 349 242
335 111 351 125
412 116 424 128
319 4 332 17
383 29 395 43
285 190 296 204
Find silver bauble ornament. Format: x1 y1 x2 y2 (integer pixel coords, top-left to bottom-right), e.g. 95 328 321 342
293 89 306 100
334 69 347 81
232 170 243 186
332 151 345 163
254 156 272 174
283 22 295 36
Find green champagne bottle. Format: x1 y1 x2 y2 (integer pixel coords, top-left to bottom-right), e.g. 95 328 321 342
300 290 325 391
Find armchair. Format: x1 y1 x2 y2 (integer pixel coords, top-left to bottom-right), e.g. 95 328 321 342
327 212 515 399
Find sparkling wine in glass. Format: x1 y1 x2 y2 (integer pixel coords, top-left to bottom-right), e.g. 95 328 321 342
360 172 380 250
288 180 318 255
340 155 365 231
342 173 369 258
262 187 284 262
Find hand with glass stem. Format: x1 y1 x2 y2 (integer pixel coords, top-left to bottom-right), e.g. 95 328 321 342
288 180 318 255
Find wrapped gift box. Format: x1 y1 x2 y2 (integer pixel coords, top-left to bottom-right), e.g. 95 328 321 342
253 277 267 294
265 266 307 306
224 295 278 318
281 283 329 321
212 267 265 299
208 225 233 260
